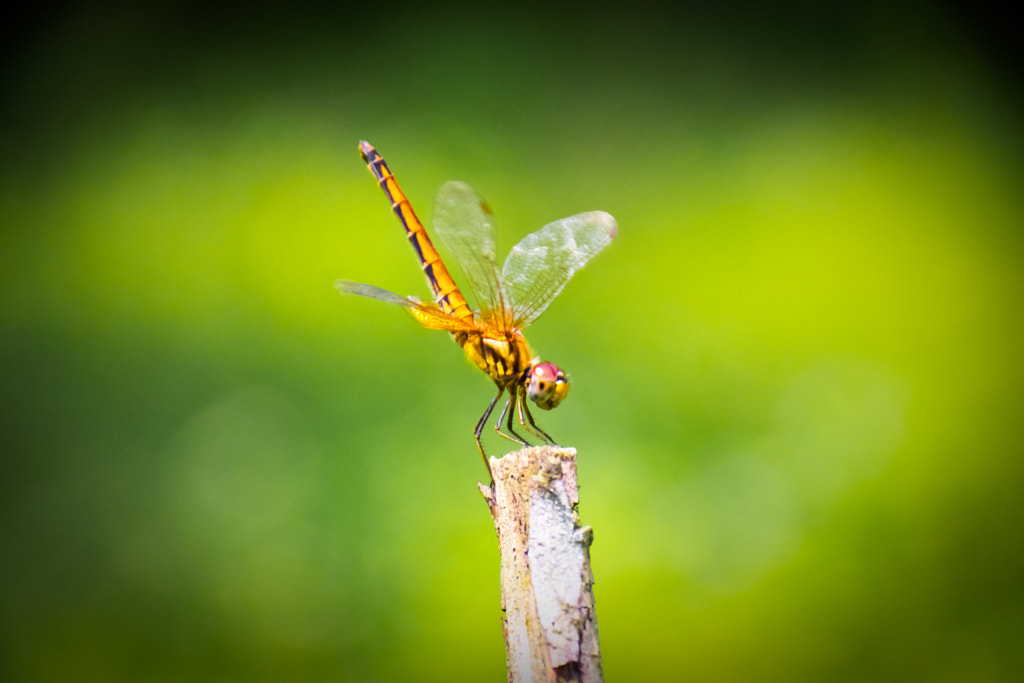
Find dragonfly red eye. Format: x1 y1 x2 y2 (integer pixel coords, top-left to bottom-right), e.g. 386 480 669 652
527 362 569 410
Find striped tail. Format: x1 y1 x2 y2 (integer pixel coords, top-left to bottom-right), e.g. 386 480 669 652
358 141 473 322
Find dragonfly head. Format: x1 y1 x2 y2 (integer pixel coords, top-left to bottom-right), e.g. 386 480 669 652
526 362 569 410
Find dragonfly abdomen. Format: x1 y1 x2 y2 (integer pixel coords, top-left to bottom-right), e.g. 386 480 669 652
359 141 473 322
407 230 473 321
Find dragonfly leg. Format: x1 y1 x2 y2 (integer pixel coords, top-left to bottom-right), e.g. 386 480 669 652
518 386 556 444
475 388 505 480
495 391 530 446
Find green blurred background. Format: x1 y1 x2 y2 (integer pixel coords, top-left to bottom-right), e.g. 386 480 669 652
2 2 1022 680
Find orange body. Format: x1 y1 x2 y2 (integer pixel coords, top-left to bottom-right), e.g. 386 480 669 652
344 141 615 475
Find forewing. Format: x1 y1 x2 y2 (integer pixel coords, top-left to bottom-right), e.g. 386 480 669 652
502 211 618 328
432 181 513 328
335 280 476 331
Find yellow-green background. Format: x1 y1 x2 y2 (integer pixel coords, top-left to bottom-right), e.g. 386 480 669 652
3 3 1022 681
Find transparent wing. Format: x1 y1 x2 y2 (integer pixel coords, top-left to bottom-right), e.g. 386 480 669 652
503 211 618 328
335 280 476 332
432 181 513 330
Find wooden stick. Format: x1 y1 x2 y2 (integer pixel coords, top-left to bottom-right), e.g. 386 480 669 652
478 446 603 683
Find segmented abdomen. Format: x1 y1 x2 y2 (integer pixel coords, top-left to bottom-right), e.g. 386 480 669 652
358 141 473 322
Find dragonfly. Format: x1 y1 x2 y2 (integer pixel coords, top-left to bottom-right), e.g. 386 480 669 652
337 141 617 475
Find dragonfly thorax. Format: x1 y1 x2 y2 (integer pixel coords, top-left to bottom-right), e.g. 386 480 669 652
526 361 569 410
456 329 533 388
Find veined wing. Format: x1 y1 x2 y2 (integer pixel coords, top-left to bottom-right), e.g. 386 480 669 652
335 280 477 332
503 211 618 328
432 181 513 330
